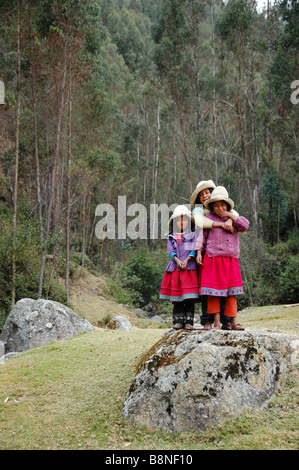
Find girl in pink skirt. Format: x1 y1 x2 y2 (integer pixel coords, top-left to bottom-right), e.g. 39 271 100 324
160 205 199 330
196 187 249 330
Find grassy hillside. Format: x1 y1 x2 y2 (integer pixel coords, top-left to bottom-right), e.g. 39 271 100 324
0 303 298 450
68 266 171 329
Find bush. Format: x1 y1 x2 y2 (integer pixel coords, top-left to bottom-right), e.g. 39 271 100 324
0 214 41 320
111 247 165 307
279 255 299 303
239 232 281 307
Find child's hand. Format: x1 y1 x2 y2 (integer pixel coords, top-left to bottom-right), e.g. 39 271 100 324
196 252 203 265
174 257 183 270
223 220 235 233
218 208 230 218
180 259 188 271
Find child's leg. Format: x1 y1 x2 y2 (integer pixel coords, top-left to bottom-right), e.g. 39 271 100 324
184 300 194 330
220 297 232 329
172 302 185 329
224 296 244 330
200 296 213 327
207 296 221 329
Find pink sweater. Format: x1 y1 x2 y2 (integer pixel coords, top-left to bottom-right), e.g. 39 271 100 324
196 214 249 259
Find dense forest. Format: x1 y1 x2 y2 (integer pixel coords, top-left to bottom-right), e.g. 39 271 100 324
0 0 298 325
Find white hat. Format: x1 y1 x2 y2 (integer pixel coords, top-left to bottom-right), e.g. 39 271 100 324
203 186 234 211
168 205 195 228
190 180 216 207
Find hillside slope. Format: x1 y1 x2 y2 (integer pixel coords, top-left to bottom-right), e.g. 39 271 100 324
68 266 166 329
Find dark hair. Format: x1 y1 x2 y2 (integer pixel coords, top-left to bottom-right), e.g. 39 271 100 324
194 188 215 206
209 200 231 213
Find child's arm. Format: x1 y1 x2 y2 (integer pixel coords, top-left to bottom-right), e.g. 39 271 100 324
195 230 208 265
193 208 224 229
173 256 184 270
167 238 183 267
222 209 239 232
167 240 184 269
196 251 203 265
234 216 249 232
218 210 249 232
181 254 194 270
218 209 238 222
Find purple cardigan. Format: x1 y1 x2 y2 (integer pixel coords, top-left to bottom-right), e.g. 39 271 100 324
165 231 197 272
196 214 249 258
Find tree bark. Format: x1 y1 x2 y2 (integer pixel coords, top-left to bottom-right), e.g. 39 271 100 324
11 0 21 307
210 0 217 184
65 66 72 304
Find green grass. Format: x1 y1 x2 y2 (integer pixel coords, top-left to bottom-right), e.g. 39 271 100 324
0 306 298 450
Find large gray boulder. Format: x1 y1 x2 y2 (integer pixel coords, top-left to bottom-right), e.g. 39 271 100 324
123 329 299 432
1 298 94 353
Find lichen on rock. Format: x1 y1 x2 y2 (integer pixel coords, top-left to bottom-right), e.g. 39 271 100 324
123 329 299 432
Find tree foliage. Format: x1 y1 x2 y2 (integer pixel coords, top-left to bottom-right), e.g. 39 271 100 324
0 0 298 319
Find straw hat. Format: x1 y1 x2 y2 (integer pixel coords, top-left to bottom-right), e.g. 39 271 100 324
203 186 234 211
168 205 195 228
190 180 216 207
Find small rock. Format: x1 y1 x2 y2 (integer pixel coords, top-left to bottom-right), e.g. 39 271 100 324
0 352 19 362
151 315 167 323
106 315 132 331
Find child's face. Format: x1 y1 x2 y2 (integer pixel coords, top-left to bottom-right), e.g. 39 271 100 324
199 188 211 204
213 200 228 216
175 215 189 232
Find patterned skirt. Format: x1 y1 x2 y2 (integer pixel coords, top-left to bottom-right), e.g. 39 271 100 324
160 268 199 302
200 255 243 297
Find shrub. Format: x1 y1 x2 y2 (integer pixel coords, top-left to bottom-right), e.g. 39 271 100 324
111 247 164 307
0 214 41 320
279 255 299 304
239 232 281 307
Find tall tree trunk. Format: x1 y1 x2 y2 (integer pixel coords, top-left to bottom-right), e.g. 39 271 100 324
11 0 21 307
65 67 72 304
46 43 67 239
178 111 193 197
151 100 160 248
81 188 91 267
44 42 67 288
210 0 218 184
266 0 273 159
31 74 44 298
136 108 140 203
248 53 260 235
191 6 204 177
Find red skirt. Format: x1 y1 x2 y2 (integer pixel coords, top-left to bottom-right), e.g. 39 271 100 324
160 268 199 302
200 255 243 297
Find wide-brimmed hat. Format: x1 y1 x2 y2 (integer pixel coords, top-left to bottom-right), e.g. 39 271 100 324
168 205 195 228
190 180 216 207
203 186 234 211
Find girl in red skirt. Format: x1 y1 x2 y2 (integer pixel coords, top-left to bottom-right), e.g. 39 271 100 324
160 205 199 330
196 187 249 330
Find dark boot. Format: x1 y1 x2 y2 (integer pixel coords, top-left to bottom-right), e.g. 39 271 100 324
172 302 185 329
184 300 194 330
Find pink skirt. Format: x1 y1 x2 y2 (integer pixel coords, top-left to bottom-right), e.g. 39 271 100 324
160 268 199 302
200 255 243 297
